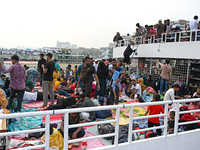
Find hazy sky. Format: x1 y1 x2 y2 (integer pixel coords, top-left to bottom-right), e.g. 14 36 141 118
0 0 199 49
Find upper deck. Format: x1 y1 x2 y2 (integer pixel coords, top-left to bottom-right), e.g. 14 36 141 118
113 30 200 60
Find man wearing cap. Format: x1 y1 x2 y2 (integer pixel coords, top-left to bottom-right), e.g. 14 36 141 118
170 25 181 42
157 19 164 39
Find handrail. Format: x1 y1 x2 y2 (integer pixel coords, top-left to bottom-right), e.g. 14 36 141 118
114 29 200 47
2 98 200 149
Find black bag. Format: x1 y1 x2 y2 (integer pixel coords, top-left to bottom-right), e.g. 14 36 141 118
97 123 115 140
28 130 44 139
138 96 145 103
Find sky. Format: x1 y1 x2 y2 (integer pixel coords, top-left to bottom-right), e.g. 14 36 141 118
0 0 199 49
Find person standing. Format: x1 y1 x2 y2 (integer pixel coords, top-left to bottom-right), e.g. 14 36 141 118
109 59 124 105
78 59 84 88
77 57 100 98
38 54 46 86
157 59 172 94
0 55 26 112
95 61 108 97
40 53 55 108
54 59 61 73
157 19 164 39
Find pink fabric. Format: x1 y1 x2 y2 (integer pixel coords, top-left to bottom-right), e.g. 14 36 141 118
42 114 63 122
150 29 156 34
105 61 109 65
124 113 136 117
190 102 200 119
23 100 58 110
71 128 105 150
147 87 155 94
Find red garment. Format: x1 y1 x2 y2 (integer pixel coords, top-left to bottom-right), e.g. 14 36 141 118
180 113 200 126
147 105 164 124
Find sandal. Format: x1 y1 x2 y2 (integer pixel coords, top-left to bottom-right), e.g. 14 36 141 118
39 105 47 108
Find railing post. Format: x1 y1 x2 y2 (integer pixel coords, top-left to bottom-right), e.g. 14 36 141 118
195 31 197 41
174 102 179 135
163 104 168 137
128 106 134 144
174 32 177 42
190 31 192 42
64 112 69 150
165 33 167 43
114 107 120 147
45 114 50 150
179 32 181 42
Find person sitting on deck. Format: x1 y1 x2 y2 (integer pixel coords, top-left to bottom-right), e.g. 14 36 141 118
57 78 71 98
58 105 85 140
25 76 33 92
41 124 64 150
79 93 96 121
130 79 142 99
193 87 200 98
190 96 200 119
168 111 175 133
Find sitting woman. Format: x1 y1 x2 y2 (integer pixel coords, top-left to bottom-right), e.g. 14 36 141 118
190 96 200 119
41 124 64 150
176 84 190 98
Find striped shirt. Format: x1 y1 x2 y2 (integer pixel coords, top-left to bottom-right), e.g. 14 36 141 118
160 64 172 80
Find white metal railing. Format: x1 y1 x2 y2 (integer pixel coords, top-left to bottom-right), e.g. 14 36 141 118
115 30 200 47
1 98 200 149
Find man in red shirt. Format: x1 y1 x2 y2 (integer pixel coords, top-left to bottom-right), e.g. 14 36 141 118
144 94 164 136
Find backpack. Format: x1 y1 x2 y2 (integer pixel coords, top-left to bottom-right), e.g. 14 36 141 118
97 123 115 140
99 95 111 105
96 110 112 119
112 124 137 144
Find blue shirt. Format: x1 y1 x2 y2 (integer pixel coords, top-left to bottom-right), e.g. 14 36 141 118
60 82 68 87
112 70 122 81
78 64 83 75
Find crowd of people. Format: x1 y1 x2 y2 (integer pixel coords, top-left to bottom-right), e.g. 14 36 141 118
0 52 200 145
113 15 200 46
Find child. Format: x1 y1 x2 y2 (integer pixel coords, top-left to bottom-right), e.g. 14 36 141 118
168 111 175 133
112 66 122 100
144 94 164 136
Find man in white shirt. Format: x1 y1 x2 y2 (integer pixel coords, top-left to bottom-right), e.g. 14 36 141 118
130 79 142 98
93 60 98 72
185 15 200 41
164 84 180 109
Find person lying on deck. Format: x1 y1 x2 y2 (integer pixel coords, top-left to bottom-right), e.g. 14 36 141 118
58 105 85 140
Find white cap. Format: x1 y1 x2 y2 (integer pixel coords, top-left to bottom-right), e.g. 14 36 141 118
159 19 162 22
172 25 176 28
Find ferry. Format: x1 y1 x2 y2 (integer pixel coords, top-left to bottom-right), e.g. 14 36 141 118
0 29 200 150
